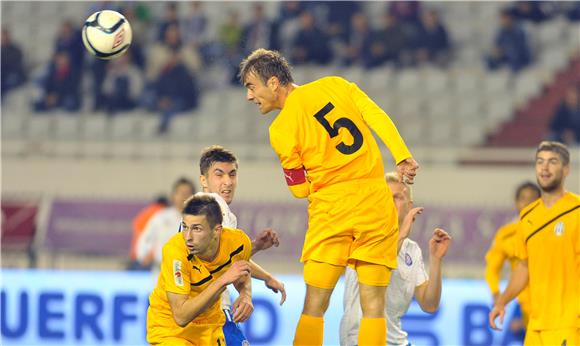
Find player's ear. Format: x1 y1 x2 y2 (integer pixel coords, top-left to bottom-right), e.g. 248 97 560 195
214 224 223 233
268 76 279 90
563 164 570 178
199 175 208 190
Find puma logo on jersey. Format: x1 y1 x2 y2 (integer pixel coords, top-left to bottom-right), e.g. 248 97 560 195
192 265 201 272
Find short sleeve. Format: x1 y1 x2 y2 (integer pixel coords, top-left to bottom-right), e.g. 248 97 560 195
514 221 528 261
411 243 428 287
160 243 191 295
234 229 252 261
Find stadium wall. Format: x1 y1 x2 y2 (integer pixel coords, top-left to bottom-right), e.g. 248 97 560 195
3 149 579 205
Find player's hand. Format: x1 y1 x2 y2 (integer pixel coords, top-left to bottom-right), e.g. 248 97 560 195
489 304 505 331
220 261 251 286
429 228 452 259
509 318 526 333
265 276 287 305
231 293 253 323
400 207 424 240
396 157 419 184
251 228 280 254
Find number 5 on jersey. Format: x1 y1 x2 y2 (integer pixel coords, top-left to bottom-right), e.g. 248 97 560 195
314 102 363 155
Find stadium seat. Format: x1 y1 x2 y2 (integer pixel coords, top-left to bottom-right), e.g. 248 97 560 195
53 113 82 140
26 114 54 140
81 114 108 140
109 113 139 140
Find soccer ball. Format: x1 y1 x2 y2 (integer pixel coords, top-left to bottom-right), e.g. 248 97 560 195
82 10 132 60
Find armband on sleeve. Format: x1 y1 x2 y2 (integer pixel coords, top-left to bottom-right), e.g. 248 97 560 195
283 168 306 186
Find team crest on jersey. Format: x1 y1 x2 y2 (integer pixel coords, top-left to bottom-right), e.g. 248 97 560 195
404 253 412 266
554 222 564 236
173 260 183 286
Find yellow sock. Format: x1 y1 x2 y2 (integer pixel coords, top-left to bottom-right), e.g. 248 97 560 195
358 317 386 346
293 314 324 346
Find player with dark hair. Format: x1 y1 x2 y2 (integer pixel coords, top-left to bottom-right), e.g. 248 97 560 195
240 48 418 345
490 141 579 345
484 181 540 339
198 144 286 346
146 194 253 345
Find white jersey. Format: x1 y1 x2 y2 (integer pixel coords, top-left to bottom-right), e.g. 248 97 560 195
195 192 239 311
194 192 238 229
136 206 181 269
340 239 428 346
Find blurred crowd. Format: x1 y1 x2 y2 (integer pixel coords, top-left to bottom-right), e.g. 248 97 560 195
1 1 579 140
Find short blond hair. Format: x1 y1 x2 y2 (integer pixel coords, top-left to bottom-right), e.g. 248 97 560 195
385 172 413 201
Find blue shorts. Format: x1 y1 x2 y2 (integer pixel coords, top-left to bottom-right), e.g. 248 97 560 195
222 309 249 346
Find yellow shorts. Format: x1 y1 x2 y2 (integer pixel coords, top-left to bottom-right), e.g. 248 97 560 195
147 320 225 346
524 328 579 346
303 178 398 269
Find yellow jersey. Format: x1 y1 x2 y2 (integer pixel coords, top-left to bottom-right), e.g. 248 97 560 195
516 192 580 331
269 76 412 197
484 220 532 321
146 228 252 344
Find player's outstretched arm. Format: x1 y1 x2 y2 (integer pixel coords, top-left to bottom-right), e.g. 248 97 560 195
167 261 250 327
232 269 254 323
398 207 424 252
489 260 529 330
248 259 287 305
415 228 451 313
251 228 280 255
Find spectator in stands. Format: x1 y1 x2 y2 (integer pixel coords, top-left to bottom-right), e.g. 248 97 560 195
291 12 333 65
342 13 374 68
367 12 408 67
128 195 169 270
51 20 86 109
549 85 580 145
324 1 361 43
561 1 580 22
508 1 549 23
157 2 180 42
487 10 532 72
414 9 450 67
389 1 422 41
218 10 245 84
242 3 275 54
55 20 84 72
1 27 26 98
273 1 305 53
34 51 82 112
102 53 143 115
120 4 147 70
563 1 580 21
147 24 201 134
183 2 208 49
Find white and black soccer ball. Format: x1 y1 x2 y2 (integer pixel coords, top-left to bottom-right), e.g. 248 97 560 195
82 10 132 60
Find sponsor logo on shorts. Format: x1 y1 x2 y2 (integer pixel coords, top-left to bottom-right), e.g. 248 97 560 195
404 253 412 266
173 260 183 286
554 222 564 236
